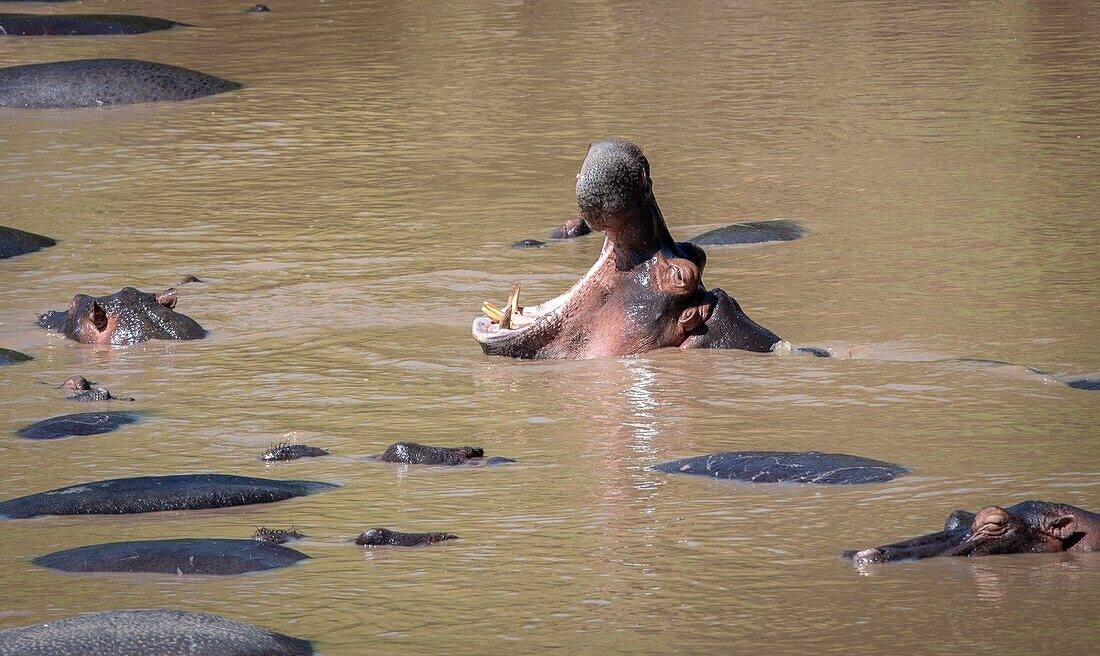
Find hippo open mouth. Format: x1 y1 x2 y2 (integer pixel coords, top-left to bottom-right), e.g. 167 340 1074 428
844 500 1100 564
472 141 783 360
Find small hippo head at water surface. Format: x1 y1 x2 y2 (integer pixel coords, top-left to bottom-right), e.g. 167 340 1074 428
473 141 782 359
37 287 205 345
844 500 1100 564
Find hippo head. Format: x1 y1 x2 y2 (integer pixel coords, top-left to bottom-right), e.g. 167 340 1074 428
473 141 782 359
37 287 206 345
845 501 1100 564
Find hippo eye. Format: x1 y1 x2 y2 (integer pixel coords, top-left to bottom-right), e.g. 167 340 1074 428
660 258 699 295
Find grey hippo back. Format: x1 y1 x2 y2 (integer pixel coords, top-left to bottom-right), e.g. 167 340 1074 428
0 609 312 656
0 59 241 108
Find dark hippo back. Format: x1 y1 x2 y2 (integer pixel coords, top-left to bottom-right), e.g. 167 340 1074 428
0 474 338 519
17 412 139 440
0 225 55 258
0 609 312 656
688 219 807 246
652 451 908 484
0 59 241 108
0 348 32 366
0 14 186 36
34 538 309 575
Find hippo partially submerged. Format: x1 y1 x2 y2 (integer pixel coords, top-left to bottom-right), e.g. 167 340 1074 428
356 528 458 547
34 538 309 575
261 443 330 462
17 412 139 440
0 474 337 519
474 141 782 358
375 441 514 466
844 501 1100 564
0 609 312 656
688 219 806 246
652 452 908 484
0 225 55 259
253 527 305 544
0 347 32 366
37 287 205 345
0 59 241 109
0 14 187 36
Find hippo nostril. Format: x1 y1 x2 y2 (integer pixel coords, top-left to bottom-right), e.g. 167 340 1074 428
852 548 884 564
90 302 108 332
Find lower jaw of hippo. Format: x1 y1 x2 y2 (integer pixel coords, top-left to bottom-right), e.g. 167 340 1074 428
472 237 617 357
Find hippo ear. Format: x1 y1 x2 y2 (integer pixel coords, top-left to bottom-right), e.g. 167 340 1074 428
156 288 178 309
1044 514 1077 540
90 302 108 332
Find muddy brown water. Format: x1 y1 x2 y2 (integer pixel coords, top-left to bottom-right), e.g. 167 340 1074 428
1 1 1098 653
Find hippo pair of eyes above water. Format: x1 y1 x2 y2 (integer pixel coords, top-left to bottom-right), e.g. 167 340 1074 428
36 286 205 346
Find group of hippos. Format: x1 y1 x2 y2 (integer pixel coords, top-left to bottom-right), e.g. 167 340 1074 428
1 6 1097 656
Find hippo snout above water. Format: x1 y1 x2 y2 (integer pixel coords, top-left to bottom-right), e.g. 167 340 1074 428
844 500 1100 564
375 441 515 466
37 286 205 345
473 141 783 359
253 527 305 544
355 528 458 547
261 443 331 462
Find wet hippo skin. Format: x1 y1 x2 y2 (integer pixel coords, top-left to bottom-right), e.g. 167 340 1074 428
17 412 139 439
844 500 1100 564
375 441 515 466
0 609 313 656
652 452 908 484
0 14 187 36
37 286 205 345
34 538 309 575
0 226 55 259
261 443 330 461
0 474 338 519
253 527 305 544
688 219 806 246
473 141 783 359
0 59 241 108
379 442 484 465
0 348 32 365
355 528 458 547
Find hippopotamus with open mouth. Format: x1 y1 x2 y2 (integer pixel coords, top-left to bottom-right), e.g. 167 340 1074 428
473 141 782 358
37 287 205 345
844 501 1100 564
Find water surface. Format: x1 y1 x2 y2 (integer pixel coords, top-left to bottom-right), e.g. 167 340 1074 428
1 1 1097 653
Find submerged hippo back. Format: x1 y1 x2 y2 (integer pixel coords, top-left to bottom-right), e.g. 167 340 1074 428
0 609 313 656
0 59 241 108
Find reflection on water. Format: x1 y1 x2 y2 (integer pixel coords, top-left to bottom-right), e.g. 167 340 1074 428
1 0 1098 653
